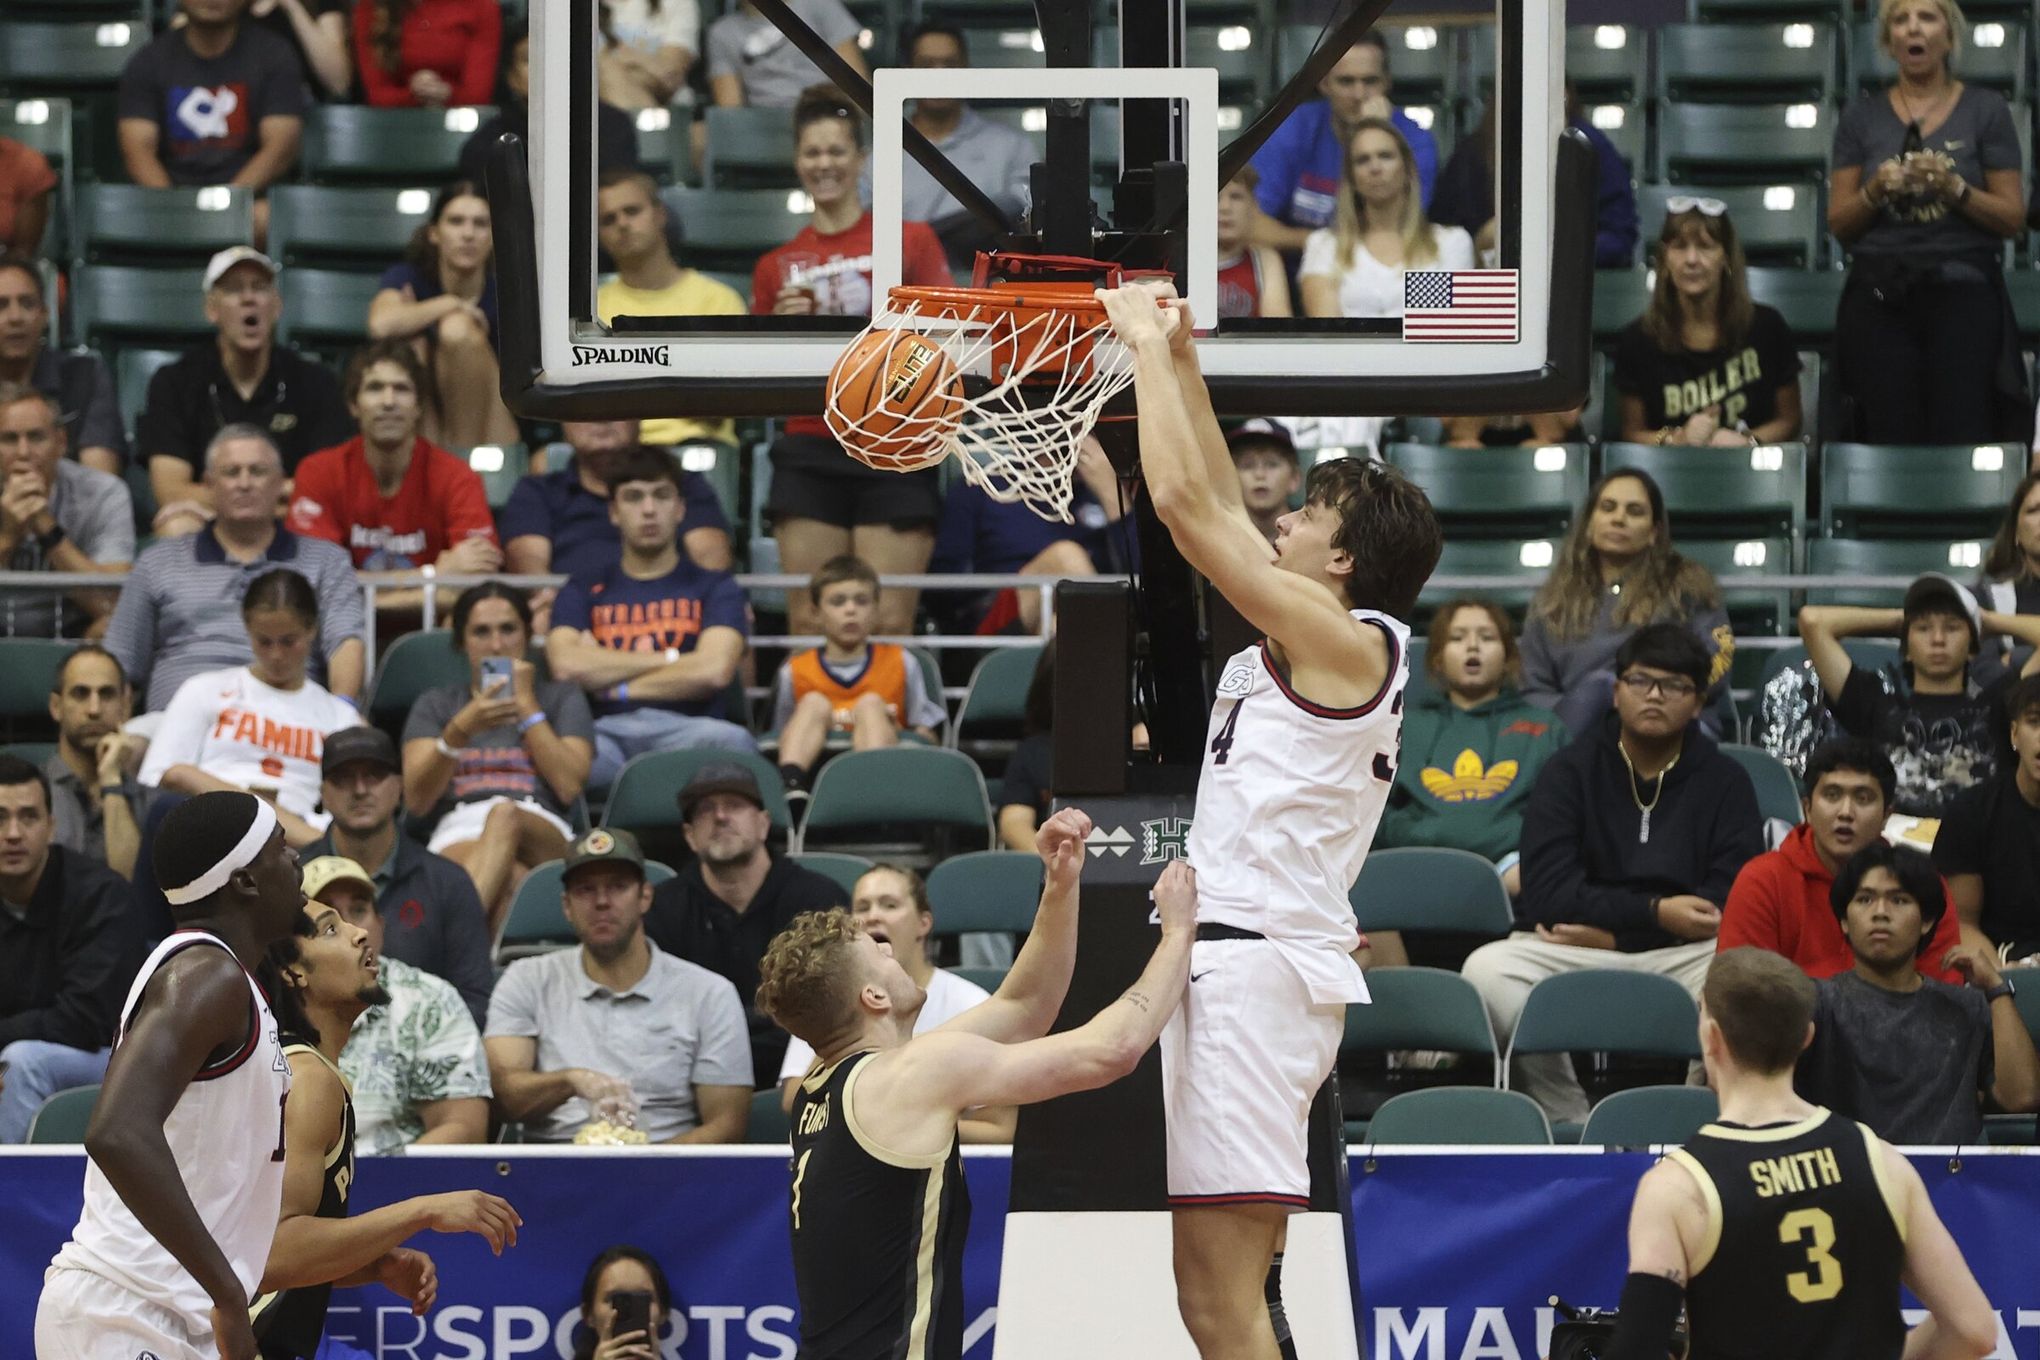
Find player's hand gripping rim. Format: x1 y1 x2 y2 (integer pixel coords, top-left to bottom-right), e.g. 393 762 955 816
1094 282 1193 353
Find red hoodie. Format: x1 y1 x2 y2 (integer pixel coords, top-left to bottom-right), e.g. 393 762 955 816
1719 822 1962 982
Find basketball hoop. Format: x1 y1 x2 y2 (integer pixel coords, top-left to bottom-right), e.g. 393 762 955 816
825 254 1167 523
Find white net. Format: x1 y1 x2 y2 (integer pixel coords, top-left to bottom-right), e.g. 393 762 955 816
824 289 1136 523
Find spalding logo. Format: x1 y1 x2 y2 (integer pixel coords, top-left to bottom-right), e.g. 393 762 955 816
572 345 672 367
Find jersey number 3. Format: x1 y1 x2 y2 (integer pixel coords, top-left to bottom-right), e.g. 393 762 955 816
1780 1207 1844 1303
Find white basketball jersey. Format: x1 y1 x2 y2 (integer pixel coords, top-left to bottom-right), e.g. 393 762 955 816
1185 611 1410 1004
53 930 291 1331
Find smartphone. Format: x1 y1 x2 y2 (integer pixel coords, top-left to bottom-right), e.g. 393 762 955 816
610 1289 653 1341
480 656 513 693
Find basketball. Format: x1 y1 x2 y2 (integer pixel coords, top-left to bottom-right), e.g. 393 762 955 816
824 328 965 474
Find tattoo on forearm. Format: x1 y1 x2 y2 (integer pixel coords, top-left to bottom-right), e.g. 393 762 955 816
1121 988 1154 1015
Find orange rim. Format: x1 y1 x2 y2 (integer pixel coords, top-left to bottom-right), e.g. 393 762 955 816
887 283 1110 318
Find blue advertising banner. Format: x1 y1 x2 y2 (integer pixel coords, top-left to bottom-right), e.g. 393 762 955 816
2 1147 2036 1359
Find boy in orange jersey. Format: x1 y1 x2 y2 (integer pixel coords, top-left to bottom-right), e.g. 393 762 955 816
770 556 946 796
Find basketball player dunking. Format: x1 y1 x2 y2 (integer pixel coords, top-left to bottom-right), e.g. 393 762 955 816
1097 284 1444 1360
756 808 1198 1360
37 792 309 1360
1602 948 1995 1360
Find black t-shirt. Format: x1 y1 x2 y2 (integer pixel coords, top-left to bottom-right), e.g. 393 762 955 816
247 0 347 97
1795 971 1992 1144
1930 774 2040 958
996 731 1051 821
1831 666 2013 819
115 25 308 185
1612 304 1802 432
136 342 352 477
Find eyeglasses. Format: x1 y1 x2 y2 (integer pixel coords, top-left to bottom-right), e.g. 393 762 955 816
1664 195 1727 217
1619 672 1700 699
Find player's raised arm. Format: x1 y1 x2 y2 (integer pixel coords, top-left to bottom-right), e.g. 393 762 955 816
935 806 1091 1045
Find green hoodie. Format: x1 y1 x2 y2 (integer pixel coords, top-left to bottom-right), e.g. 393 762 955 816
1377 685 1571 862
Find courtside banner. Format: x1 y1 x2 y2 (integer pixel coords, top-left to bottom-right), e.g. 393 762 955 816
0 1147 2035 1358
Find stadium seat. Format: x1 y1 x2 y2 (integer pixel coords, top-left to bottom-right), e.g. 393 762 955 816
1655 103 1833 185
702 105 800 189
275 268 382 354
663 186 809 270
1562 26 1648 105
1753 637 1902 691
1339 967 1500 1077
0 20 146 92
800 747 994 858
748 1088 791 1143
787 851 873 897
605 749 796 865
73 184 252 267
1633 182 1825 268
267 185 435 270
1107 28 1263 101
1721 743 1805 824
114 347 180 440
365 629 469 732
1508 971 1703 1083
1348 847 1515 938
1579 1085 1719 1145
926 849 1042 942
1689 0 1844 21
630 106 695 186
1744 268 1844 342
1365 1087 1552 1145
1801 538 1992 607
1821 443 2023 540
2015 983 2040 1049
952 25 1048 69
1418 538 1555 622
0 638 75 721
1384 442 1588 540
71 266 211 348
462 441 529 509
1656 23 1838 105
1677 537 1795 639
1583 105 1645 181
27 1084 98 1143
1853 19 2024 100
300 105 490 185
0 741 58 768
951 643 1040 754
1591 268 1651 342
1600 441 1806 540
496 858 677 960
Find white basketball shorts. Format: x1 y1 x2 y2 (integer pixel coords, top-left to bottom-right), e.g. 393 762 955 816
36 1267 211 1360
1159 936 1344 1209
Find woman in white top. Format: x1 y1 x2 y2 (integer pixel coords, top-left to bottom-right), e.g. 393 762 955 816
140 569 363 848
1298 116 1475 319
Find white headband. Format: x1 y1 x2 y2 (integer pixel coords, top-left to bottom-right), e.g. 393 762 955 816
163 800 279 906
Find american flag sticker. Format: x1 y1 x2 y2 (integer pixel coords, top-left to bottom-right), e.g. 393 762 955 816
1402 270 1520 343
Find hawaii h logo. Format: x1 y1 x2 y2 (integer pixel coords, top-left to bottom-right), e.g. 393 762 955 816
1140 818 1192 866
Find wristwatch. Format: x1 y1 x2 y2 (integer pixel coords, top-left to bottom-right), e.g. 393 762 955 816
1983 978 2017 1003
35 523 65 555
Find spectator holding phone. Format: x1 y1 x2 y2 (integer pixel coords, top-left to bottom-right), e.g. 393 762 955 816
573 1245 672 1359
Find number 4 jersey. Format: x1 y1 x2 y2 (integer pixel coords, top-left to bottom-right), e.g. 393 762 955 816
1668 1108 1907 1360
1185 611 1411 1006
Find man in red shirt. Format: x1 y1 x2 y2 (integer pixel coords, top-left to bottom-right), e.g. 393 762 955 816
1719 738 1962 981
287 341 500 615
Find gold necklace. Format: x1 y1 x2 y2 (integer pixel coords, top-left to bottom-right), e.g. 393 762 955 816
1618 740 1680 845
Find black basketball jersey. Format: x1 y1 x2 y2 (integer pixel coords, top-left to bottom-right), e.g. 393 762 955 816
789 1049 972 1360
1670 1108 1907 1360
250 1041 356 1359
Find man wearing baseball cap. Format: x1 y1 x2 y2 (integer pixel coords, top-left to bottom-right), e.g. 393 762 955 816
485 827 752 1144
1799 573 2040 818
1225 419 1302 545
135 245 350 538
646 763 843 1084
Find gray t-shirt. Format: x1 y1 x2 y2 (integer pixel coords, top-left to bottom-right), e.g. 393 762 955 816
901 107 1036 223
403 679 595 820
1831 86 2022 259
1796 971 1992 1144
706 0 860 107
0 459 136 638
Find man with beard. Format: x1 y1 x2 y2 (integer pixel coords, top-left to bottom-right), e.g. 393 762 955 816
487 828 751 1144
249 901 520 1358
645 763 844 1084
43 646 150 882
0 254 125 476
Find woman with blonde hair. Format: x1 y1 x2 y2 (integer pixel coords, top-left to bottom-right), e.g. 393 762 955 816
1828 0 2027 443
1519 470 1736 735
1615 200 1802 447
1298 116 1472 318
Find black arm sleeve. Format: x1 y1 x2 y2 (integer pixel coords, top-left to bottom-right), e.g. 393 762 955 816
1601 1272 1686 1360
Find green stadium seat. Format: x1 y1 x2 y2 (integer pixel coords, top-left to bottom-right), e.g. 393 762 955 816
926 849 1041 939
605 749 794 865
1853 19 2024 99
1508 971 1703 1080
663 186 808 271
1339 967 1499 1074
702 105 800 188
1385 442 1588 540
951 643 1039 754
1580 1085 1719 1145
72 266 210 348
748 1087 791 1143
1689 0 1843 21
1600 441 1806 539
0 20 146 92
952 25 1049 69
276 268 381 353
1820 443 2024 539
300 105 491 185
1281 24 1448 105
27 1084 98 1143
365 629 469 732
1566 26 1650 105
1634 182 1825 268
1678 536 1795 638
787 851 873 897
1581 105 1645 180
1656 23 1837 104
1655 103 1833 185
462 441 528 509
1365 1087 1552 1145
267 185 434 270
1745 268 1844 341
496 858 677 961
1348 847 1515 937
1755 637 1902 690
1419 538 1556 620
1591 268 1651 342
73 184 252 267
3 97 72 259
1104 28 1263 101
800 747 994 857
0 638 74 720
1801 538 1991 606
114 346 180 441
0 741 58 767
1721 742 1805 823
630 106 695 186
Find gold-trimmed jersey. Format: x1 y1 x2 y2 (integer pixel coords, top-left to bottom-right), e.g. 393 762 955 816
250 1041 355 1359
1669 1108 1907 1360
788 1050 971 1360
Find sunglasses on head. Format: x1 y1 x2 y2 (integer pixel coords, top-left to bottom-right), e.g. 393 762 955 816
1665 195 1728 217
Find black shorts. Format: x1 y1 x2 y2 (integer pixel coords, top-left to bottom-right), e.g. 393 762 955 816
765 433 942 530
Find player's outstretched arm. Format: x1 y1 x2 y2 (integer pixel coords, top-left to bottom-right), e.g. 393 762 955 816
1887 1145 1996 1360
937 806 1091 1045
1600 1160 1702 1360
84 954 270 1332
892 862 1197 1114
